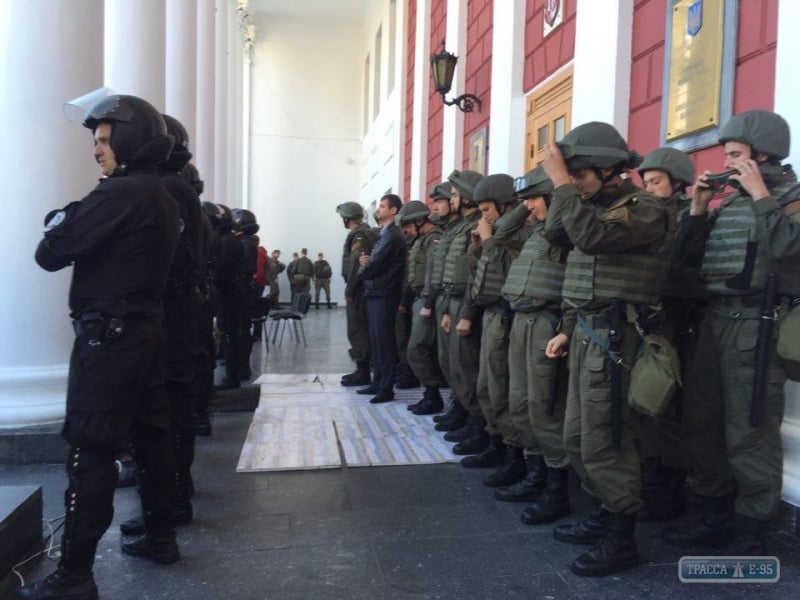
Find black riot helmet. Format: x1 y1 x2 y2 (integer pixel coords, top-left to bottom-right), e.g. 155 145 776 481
162 113 193 171
183 163 204 195
232 208 260 235
202 202 233 233
83 94 174 168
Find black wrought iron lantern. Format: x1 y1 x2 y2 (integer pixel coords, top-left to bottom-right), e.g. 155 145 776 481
429 42 481 113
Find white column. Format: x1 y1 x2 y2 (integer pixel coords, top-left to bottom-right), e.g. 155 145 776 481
441 0 466 172
775 0 800 508
196 0 217 199
410 0 431 200
165 0 198 147
227 1 245 209
0 0 104 428
214 0 229 205
104 0 166 109
487 0 526 175
572 0 634 133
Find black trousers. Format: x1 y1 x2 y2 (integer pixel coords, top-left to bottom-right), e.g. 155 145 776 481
367 293 401 394
218 291 243 383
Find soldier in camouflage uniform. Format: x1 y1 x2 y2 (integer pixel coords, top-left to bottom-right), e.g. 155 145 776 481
635 148 699 523
663 110 800 555
542 122 676 577
492 167 571 527
458 174 534 490
438 170 485 450
336 202 377 387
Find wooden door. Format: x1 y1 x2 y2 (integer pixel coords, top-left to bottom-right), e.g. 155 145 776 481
525 66 573 171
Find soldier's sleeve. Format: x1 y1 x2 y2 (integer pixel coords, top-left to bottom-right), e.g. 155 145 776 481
551 184 668 254
559 304 577 338
753 195 800 259
492 203 529 244
674 209 713 269
345 235 366 296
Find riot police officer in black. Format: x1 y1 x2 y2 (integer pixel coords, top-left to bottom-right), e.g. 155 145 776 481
19 95 181 600
232 209 260 381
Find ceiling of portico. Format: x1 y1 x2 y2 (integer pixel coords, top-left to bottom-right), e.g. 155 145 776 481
249 0 368 28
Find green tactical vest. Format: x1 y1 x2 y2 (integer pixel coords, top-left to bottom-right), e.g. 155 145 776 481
662 198 708 300
502 223 568 311
341 224 376 282
430 217 461 290
562 192 674 306
407 227 442 290
442 212 480 294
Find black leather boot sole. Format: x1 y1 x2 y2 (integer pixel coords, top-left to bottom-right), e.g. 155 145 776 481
121 535 180 564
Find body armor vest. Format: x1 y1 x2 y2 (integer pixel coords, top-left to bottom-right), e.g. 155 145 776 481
502 223 568 311
408 227 441 290
430 217 461 290
562 192 674 306
442 212 480 295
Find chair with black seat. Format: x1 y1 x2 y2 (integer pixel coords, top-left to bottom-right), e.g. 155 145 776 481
268 293 311 347
251 296 273 353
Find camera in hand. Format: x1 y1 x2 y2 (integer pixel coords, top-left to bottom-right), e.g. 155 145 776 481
704 169 739 190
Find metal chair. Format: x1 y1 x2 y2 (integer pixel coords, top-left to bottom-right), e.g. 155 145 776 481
250 296 273 353
268 293 311 347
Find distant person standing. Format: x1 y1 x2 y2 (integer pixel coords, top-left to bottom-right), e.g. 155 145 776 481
267 249 285 304
313 252 333 308
291 248 314 299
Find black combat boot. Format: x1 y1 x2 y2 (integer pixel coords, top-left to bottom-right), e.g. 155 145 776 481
725 515 768 556
662 494 734 549
492 452 543 495
12 566 98 600
483 446 529 488
121 533 180 564
638 458 686 522
411 386 444 415
460 434 506 468
407 387 429 412
452 429 490 456
520 467 571 524
570 512 639 577
341 363 371 387
553 502 610 545
443 415 484 443
434 402 468 432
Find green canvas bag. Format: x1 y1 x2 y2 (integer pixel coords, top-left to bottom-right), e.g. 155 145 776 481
627 333 682 417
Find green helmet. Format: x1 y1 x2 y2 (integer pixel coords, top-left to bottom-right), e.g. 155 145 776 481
718 110 790 160
637 147 695 186
336 202 364 219
428 181 452 201
513 165 554 199
448 169 484 204
474 173 516 205
559 121 641 170
398 200 430 225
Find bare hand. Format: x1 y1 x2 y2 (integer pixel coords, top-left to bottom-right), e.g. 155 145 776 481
419 306 432 318
690 170 715 215
545 333 569 358
455 318 472 337
441 314 452 334
729 158 770 201
476 218 492 242
358 252 370 266
542 143 571 187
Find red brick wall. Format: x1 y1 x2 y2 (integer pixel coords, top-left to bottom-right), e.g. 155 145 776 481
628 0 778 181
425 1 447 195
523 0 576 92
403 0 417 201
461 0 493 169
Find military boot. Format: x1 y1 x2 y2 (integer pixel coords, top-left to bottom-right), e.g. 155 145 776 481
341 363 371 387
570 512 639 577
460 434 506 468
434 402 468 432
553 502 610 545
452 428 490 456
443 415 484 443
433 398 464 424
492 452 544 496
407 387 428 412
725 515 768 556
411 386 444 415
520 467 571 524
662 494 734 549
11 566 98 600
121 533 180 564
638 462 686 522
483 446 529 488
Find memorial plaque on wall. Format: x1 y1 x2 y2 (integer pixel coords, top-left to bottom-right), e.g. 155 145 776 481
665 0 725 141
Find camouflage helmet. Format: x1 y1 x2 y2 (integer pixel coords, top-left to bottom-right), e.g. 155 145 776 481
718 110 790 160
398 200 430 225
474 174 516 205
336 202 364 219
447 169 484 203
637 147 695 186
428 181 453 201
559 121 642 171
513 165 554 199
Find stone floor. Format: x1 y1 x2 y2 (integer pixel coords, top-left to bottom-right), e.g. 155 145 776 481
2 307 799 599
